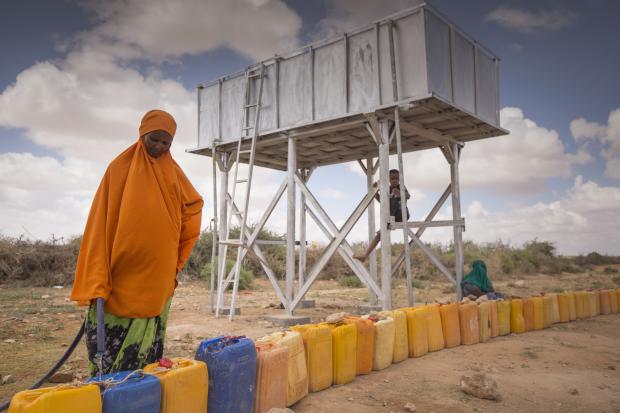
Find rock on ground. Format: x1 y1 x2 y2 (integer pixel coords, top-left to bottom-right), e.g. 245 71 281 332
460 373 501 401
47 372 74 383
1 375 15 385
404 402 417 412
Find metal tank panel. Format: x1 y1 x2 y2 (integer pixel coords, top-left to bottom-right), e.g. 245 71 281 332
193 4 501 156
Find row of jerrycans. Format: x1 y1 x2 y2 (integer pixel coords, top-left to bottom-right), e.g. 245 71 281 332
11 290 620 413
9 336 256 413
9 358 209 413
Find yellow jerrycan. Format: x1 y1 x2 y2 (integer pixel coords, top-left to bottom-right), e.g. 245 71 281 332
510 299 526 333
459 302 479 345
496 300 511 336
426 304 445 352
379 310 408 363
144 358 208 413
404 307 429 358
557 293 570 322
478 302 491 343
439 303 461 348
8 384 101 413
290 324 332 392
368 316 395 371
542 295 554 328
522 297 535 331
567 292 577 321
488 300 499 337
532 296 544 330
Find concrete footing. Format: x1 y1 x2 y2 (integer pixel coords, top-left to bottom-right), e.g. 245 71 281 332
211 307 240 316
265 314 311 327
357 304 383 315
299 300 316 309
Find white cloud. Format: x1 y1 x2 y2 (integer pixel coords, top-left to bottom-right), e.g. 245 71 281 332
78 0 301 61
0 153 99 238
313 0 423 39
486 6 576 33
349 107 587 194
464 176 620 255
467 200 488 219
0 0 302 240
570 118 606 141
320 188 344 200
569 108 620 179
510 43 524 53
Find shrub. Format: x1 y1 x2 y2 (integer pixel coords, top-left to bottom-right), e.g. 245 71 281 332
412 279 425 289
339 275 363 288
500 254 516 274
591 281 603 289
603 267 619 274
200 258 253 290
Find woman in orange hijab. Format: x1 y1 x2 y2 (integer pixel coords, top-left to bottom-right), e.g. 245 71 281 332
71 109 203 375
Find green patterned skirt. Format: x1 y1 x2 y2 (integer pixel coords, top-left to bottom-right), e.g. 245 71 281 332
85 299 171 376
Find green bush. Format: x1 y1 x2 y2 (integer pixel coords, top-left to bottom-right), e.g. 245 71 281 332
500 254 516 274
200 258 253 290
339 275 363 288
603 267 619 274
412 279 425 289
574 252 620 266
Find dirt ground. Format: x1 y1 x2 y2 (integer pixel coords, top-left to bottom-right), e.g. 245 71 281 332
1 267 620 412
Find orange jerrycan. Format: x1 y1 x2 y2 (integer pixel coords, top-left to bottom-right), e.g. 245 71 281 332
459 302 479 345
255 343 288 413
404 307 429 358
439 303 461 348
609 289 618 314
8 384 101 413
567 292 577 321
497 300 511 336
343 316 375 375
488 300 499 337
290 324 332 392
542 295 553 328
510 299 526 334
557 293 570 322
369 316 395 371
260 331 308 406
426 304 445 351
532 296 544 330
144 358 208 413
599 290 611 315
522 297 535 331
478 302 490 343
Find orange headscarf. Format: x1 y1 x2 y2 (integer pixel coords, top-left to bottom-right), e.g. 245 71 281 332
71 110 203 318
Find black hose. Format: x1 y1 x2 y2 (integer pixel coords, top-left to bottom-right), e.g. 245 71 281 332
0 321 85 412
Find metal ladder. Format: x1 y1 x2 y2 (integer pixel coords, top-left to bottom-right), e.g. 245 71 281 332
216 65 266 320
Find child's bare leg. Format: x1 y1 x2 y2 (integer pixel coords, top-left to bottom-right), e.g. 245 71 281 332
354 232 381 261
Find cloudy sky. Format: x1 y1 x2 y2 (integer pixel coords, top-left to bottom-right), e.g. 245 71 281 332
1 0 619 255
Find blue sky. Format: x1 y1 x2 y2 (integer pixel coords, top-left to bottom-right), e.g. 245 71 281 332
1 0 619 254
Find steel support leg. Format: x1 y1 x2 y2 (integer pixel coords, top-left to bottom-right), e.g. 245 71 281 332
286 136 296 315
451 143 464 300
378 119 392 310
